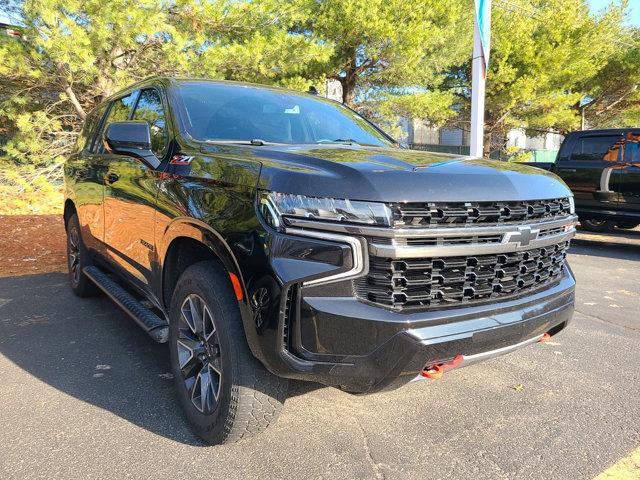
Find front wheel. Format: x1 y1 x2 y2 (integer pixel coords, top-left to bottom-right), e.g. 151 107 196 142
169 261 288 445
580 218 615 233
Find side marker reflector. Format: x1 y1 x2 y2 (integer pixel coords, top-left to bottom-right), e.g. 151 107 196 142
229 273 243 301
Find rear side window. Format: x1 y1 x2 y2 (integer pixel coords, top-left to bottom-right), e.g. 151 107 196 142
94 92 138 153
132 88 168 157
570 135 622 162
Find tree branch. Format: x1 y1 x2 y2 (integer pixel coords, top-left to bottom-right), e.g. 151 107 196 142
64 83 86 120
594 86 638 116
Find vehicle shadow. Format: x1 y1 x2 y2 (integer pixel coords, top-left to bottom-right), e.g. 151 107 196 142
0 271 328 445
0 272 203 445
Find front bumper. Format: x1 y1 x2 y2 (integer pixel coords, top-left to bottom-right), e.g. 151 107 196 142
246 213 576 394
263 260 574 394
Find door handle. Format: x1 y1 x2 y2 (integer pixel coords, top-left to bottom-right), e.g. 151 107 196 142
106 173 119 184
558 168 576 173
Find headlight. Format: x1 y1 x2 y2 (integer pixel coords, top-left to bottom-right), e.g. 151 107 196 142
259 191 392 229
568 196 575 214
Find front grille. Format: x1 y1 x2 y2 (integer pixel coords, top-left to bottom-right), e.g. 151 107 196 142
354 241 569 311
390 198 572 227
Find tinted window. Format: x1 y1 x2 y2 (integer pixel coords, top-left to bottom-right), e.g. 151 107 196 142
571 135 622 162
624 132 640 164
132 89 168 157
108 93 137 123
175 82 392 147
76 105 105 153
95 92 137 153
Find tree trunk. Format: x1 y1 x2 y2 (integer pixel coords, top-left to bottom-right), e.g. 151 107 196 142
340 46 358 106
341 74 357 107
483 132 492 158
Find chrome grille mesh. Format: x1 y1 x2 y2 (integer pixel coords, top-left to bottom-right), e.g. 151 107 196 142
390 198 572 227
354 241 570 311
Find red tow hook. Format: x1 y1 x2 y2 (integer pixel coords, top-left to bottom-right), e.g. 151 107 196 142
421 364 444 380
539 332 551 343
420 354 464 380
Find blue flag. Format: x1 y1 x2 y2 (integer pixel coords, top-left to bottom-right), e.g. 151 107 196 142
475 0 492 71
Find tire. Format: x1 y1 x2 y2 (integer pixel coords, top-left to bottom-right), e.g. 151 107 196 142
66 213 98 297
615 221 640 230
580 218 615 233
168 261 288 445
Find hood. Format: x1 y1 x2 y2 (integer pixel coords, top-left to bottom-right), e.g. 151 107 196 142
205 143 572 203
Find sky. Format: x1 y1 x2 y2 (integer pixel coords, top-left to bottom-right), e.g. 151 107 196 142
1 1 639 26
588 0 640 25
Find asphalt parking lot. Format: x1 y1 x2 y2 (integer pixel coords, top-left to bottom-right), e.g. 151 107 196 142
0 230 638 480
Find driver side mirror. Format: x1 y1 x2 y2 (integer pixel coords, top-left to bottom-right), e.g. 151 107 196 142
103 121 160 169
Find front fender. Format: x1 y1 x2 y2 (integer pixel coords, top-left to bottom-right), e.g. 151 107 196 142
157 217 271 365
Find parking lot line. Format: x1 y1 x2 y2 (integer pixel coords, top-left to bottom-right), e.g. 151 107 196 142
594 446 640 480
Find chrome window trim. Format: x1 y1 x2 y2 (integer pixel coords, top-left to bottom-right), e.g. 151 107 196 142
284 228 367 286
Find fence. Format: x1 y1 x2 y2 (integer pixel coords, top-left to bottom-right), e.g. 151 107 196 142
409 144 558 163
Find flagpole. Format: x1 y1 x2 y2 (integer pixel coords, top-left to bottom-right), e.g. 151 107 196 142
470 0 491 158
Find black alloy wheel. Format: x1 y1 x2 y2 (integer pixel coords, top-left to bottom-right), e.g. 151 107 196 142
67 226 81 286
65 213 98 297
168 261 288 444
580 218 615 233
176 293 223 415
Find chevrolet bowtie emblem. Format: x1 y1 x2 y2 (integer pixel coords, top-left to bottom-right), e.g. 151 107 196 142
506 226 539 247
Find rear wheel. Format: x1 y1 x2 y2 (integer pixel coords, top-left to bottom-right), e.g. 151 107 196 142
66 213 98 297
169 261 288 444
615 221 640 230
580 218 615 233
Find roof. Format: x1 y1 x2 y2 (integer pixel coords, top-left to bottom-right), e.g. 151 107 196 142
567 128 640 136
104 76 323 104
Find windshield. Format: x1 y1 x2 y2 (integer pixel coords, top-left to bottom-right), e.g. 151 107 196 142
175 81 393 147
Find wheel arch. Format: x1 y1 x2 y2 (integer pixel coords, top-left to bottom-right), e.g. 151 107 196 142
63 199 77 230
159 219 248 311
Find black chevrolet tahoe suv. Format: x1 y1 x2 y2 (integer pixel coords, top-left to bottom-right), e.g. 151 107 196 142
524 129 640 232
64 77 577 444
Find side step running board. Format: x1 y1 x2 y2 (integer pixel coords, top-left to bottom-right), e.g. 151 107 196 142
83 266 169 343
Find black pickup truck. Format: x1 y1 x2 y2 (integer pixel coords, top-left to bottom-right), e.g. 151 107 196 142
524 129 640 232
64 77 577 444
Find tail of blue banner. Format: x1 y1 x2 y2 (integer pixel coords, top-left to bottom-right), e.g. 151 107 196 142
475 0 492 73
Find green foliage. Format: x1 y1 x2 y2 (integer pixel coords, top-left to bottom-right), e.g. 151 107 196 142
1 0 639 214
293 0 470 104
504 146 533 163
363 90 457 140
0 158 64 214
376 91 457 126
443 0 637 149
581 25 640 129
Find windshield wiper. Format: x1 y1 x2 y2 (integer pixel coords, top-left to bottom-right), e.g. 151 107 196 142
316 138 380 147
203 139 282 146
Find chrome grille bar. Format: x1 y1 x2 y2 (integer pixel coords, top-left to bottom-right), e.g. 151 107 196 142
284 215 577 239
369 224 576 259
